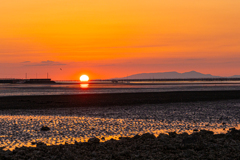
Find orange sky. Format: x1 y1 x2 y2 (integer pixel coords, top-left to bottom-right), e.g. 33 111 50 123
1 0 240 80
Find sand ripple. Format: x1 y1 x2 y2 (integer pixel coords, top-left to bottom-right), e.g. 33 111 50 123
0 100 240 151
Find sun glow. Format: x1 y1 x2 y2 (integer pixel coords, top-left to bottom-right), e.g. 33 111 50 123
80 75 89 82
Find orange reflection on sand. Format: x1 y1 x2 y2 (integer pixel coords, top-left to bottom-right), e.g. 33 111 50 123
1 114 240 151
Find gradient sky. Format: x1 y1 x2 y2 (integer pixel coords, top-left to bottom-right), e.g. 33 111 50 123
1 0 240 80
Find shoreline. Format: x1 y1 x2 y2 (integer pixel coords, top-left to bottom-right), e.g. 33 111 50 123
1 90 240 109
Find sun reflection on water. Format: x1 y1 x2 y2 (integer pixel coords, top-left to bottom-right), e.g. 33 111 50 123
80 84 89 88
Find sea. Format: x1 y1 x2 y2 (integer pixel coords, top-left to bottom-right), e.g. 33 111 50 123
1 80 240 97
1 80 240 151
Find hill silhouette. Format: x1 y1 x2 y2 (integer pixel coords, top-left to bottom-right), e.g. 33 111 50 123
119 71 221 79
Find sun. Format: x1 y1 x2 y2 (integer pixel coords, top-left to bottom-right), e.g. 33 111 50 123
80 75 89 82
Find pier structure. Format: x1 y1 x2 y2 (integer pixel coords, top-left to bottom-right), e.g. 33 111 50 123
1 78 240 84
56 78 240 84
0 79 55 84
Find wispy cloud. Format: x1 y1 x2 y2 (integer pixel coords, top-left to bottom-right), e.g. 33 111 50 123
185 58 205 61
107 44 169 49
24 60 66 66
21 61 31 63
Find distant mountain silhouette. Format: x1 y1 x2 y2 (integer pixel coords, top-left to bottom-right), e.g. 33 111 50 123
118 71 221 79
229 75 240 78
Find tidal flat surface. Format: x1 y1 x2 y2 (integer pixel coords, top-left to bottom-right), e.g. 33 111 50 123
2 82 240 97
1 99 240 151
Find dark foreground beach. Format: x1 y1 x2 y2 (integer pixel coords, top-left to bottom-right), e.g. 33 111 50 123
1 129 240 160
1 90 240 109
1 91 240 159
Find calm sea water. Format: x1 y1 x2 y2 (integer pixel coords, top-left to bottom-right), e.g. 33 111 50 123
1 81 240 97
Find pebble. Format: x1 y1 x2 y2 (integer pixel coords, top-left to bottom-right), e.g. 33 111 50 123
40 126 50 131
88 137 100 144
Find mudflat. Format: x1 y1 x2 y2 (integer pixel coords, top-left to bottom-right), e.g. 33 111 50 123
1 90 240 109
1 91 240 159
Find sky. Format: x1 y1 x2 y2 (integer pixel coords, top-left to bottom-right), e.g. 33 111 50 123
1 0 240 80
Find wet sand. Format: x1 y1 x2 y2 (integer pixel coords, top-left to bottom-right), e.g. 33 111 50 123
1 90 240 109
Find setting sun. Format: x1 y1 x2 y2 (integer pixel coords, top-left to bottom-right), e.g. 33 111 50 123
80 75 89 82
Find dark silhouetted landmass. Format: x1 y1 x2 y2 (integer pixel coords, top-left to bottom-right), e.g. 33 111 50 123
120 71 221 79
1 129 240 159
229 75 240 78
